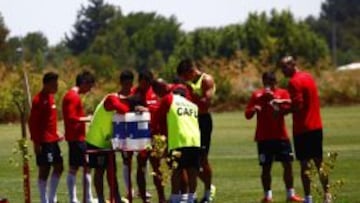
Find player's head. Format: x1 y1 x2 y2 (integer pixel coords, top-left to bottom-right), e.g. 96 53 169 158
279 55 296 78
138 69 154 90
119 69 134 90
177 58 197 81
76 70 95 94
152 78 169 98
262 72 277 88
42 71 58 94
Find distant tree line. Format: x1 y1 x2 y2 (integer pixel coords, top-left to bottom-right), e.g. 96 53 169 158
0 0 359 74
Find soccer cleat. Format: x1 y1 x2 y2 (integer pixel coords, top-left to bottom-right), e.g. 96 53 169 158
261 196 273 203
287 194 304 202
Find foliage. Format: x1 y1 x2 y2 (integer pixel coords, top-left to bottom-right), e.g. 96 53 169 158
306 152 344 202
65 0 119 55
306 0 360 65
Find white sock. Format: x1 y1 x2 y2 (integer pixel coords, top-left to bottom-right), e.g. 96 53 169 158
123 164 131 195
181 193 188 202
305 195 313 203
38 179 48 203
48 173 60 203
188 193 195 203
67 173 77 203
287 188 295 198
265 190 273 199
84 172 94 201
170 194 182 203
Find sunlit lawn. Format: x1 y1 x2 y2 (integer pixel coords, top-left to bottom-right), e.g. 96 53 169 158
0 105 359 202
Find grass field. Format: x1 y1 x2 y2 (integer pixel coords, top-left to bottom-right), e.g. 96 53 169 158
0 105 360 203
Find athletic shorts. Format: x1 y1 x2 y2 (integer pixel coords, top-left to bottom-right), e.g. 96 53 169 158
36 142 63 166
86 143 114 169
198 113 213 155
68 141 86 167
168 147 201 170
294 129 323 161
257 139 294 166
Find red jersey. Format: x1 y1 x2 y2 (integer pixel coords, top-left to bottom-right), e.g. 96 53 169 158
245 88 291 141
29 91 59 144
103 93 130 114
288 71 322 135
152 93 173 137
62 88 86 141
169 83 192 100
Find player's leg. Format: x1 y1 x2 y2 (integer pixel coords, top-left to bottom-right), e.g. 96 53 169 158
136 151 149 203
121 151 134 198
149 155 166 203
257 141 273 202
198 113 214 202
67 142 80 203
185 147 200 203
48 142 64 203
36 143 51 203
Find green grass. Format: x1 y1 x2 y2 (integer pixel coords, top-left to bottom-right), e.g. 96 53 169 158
1 105 360 203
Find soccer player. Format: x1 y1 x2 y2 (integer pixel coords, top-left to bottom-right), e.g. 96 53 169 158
132 69 165 203
152 79 201 203
177 59 216 203
86 72 132 203
279 56 331 203
116 69 150 201
29 72 63 203
62 70 95 203
245 72 303 203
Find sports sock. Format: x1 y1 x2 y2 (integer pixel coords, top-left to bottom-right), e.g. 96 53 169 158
204 190 211 200
83 172 94 201
48 173 60 203
170 194 182 203
265 190 273 199
287 188 295 198
67 173 78 203
38 179 48 203
305 195 313 203
181 193 188 202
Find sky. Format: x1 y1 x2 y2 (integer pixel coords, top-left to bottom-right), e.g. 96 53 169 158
0 0 325 46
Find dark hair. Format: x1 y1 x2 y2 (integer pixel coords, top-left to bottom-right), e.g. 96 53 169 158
262 72 277 83
76 70 95 86
43 72 58 84
177 58 194 75
119 69 134 82
138 69 154 83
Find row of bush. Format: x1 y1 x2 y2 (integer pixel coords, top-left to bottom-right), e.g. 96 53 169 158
0 56 359 123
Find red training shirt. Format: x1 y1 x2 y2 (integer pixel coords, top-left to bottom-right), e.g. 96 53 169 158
152 93 173 137
288 71 323 135
245 88 291 141
62 88 86 142
103 93 130 114
29 91 60 144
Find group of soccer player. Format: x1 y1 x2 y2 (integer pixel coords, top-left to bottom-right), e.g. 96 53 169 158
28 58 216 203
245 56 331 203
28 55 331 203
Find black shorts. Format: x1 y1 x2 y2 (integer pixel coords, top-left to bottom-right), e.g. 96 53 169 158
68 141 86 167
294 129 323 161
168 147 200 170
257 140 294 166
198 113 213 155
36 142 63 166
86 143 114 169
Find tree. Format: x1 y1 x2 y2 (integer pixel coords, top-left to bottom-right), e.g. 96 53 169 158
65 0 120 55
0 13 9 62
306 0 360 65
